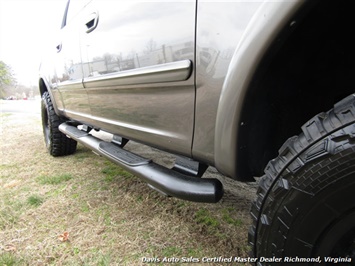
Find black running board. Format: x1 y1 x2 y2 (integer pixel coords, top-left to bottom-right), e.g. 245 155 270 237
59 123 223 203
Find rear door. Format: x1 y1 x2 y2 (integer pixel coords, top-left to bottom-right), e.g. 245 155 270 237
80 0 196 156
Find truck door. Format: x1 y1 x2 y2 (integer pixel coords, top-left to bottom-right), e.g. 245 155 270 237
54 0 91 123
80 0 196 156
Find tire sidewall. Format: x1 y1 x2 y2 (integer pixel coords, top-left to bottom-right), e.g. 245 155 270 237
40 92 77 156
41 93 52 151
255 124 355 261
276 166 355 257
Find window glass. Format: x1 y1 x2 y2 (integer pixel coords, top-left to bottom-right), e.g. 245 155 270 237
63 0 92 27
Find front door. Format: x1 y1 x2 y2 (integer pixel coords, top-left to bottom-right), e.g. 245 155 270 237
54 0 91 123
80 0 197 156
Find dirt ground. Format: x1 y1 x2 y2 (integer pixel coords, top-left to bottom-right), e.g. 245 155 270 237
0 101 258 265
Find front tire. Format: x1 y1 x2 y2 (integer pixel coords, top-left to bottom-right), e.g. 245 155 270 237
249 94 355 264
41 91 77 156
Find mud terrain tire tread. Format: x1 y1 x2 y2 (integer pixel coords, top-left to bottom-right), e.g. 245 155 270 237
249 94 355 259
41 91 77 156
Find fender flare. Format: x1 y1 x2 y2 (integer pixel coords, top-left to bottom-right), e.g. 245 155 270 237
39 76 64 118
214 0 305 180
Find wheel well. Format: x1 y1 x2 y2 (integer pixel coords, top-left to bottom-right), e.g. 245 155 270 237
38 78 63 117
39 78 48 96
239 0 355 178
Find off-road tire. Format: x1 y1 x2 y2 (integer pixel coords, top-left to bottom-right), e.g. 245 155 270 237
249 94 355 264
41 91 77 156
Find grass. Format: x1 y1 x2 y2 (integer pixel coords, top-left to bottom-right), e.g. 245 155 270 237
0 253 22 266
36 173 73 185
195 208 220 228
101 162 133 182
0 112 255 265
222 207 244 226
27 195 44 207
0 112 12 118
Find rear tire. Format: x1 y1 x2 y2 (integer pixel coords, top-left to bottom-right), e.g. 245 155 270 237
41 91 77 156
249 94 355 264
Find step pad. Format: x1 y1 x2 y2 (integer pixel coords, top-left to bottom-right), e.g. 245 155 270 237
64 126 89 139
99 142 151 166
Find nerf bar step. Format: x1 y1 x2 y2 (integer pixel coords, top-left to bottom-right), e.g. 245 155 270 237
59 123 223 203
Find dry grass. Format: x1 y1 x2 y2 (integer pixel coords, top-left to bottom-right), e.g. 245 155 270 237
0 111 255 265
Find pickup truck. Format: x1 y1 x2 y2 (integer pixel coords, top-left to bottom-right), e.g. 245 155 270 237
39 0 355 262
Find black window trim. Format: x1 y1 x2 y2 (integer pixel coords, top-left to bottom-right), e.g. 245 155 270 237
61 0 70 29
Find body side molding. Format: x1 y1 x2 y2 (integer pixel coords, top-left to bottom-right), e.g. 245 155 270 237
83 60 193 88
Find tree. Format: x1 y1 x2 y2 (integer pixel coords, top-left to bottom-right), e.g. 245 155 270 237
144 38 157 54
0 61 15 98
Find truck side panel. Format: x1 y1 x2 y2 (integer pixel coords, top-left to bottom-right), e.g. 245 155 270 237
193 0 305 180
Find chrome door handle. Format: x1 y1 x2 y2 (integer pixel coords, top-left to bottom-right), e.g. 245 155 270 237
56 43 62 53
85 12 99 33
